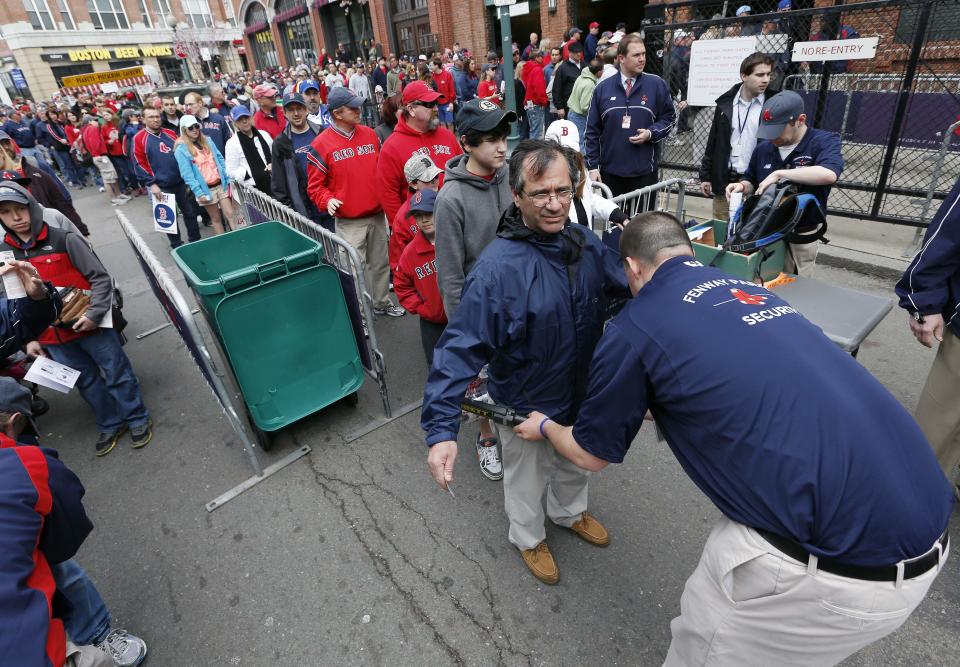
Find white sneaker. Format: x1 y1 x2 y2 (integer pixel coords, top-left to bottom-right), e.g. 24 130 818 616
110 197 128 206
98 186 105 193
476 432 503 480
96 629 147 667
117 193 132 201
373 303 405 318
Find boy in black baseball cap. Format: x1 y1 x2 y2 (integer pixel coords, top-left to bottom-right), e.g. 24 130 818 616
432 98 518 482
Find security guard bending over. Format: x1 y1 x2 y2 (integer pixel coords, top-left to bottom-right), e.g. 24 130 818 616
516 212 953 665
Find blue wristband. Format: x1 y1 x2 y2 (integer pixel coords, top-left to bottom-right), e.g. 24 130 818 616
539 417 551 439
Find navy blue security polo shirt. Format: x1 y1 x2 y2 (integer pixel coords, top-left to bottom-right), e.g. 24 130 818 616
573 256 953 566
745 127 843 214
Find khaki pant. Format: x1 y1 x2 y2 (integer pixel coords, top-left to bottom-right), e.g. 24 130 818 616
500 429 589 551
66 640 113 667
915 328 960 480
785 241 819 277
335 212 391 309
664 517 946 666
712 195 730 223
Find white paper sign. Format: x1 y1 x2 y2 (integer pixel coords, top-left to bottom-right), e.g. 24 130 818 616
135 83 154 97
0 251 27 299
153 192 179 235
687 37 758 107
792 37 878 62
509 2 529 16
25 356 81 394
100 81 119 94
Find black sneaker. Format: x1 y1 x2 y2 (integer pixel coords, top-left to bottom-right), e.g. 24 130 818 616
130 420 153 449
95 428 126 457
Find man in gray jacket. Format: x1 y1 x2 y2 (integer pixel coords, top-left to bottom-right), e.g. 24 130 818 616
434 98 515 482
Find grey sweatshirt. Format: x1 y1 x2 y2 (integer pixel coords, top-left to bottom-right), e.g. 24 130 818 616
434 154 512 318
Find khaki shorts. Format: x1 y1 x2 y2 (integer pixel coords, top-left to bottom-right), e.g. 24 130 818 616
92 155 117 184
200 184 228 204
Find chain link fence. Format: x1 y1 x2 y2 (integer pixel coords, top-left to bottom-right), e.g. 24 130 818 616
641 0 960 227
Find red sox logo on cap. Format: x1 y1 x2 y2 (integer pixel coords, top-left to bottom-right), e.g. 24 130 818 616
762 109 774 122
413 192 422 204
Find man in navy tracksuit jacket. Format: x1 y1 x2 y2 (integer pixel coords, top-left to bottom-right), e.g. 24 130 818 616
132 108 202 247
896 176 960 484
422 140 630 584
584 33 675 200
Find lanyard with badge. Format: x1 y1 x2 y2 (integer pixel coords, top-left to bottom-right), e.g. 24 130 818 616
622 77 633 130
731 98 754 162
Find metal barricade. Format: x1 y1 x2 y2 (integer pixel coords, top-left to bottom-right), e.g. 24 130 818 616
116 211 311 512
610 178 687 223
232 181 392 418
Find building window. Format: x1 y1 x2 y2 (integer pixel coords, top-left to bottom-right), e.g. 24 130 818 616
222 0 237 27
136 0 151 27
182 0 213 28
152 0 171 26
413 0 427 9
897 3 960 43
86 0 130 30
22 0 55 30
53 0 76 29
281 14 315 66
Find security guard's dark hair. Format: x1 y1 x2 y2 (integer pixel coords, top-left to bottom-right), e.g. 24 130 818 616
741 52 775 76
620 212 694 266
508 139 578 195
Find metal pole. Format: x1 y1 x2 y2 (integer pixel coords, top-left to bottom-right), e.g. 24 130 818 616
903 118 960 257
813 0 845 130
499 6 520 148
871 0 933 218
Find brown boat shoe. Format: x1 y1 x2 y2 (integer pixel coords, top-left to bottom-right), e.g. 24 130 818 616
568 511 610 546
520 542 560 585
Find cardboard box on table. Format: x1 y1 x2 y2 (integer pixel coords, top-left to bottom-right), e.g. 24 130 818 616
688 219 786 283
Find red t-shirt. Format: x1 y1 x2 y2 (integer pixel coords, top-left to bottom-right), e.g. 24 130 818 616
476 80 500 105
101 122 124 157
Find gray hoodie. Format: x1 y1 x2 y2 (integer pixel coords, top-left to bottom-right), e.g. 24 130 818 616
434 154 512 317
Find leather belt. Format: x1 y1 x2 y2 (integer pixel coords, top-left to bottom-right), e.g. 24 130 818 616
757 528 948 583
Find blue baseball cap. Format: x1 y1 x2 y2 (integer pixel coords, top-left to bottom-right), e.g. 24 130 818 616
297 79 320 93
408 189 437 214
282 92 307 108
327 87 363 112
777 0 792 8
230 105 252 120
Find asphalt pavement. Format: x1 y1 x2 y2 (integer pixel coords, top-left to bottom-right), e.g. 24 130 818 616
46 187 958 666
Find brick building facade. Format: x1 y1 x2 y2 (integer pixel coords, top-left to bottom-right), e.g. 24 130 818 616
235 0 647 71
0 0 243 101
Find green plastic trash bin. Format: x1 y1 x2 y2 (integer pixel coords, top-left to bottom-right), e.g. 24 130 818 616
172 222 363 441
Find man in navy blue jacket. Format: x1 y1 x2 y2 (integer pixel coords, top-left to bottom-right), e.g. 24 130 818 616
423 140 630 585
132 107 202 247
584 33 676 199
517 212 953 664
897 176 960 487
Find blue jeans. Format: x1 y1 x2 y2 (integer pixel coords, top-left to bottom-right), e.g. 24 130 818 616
81 164 103 188
109 155 137 192
45 329 149 434
527 105 546 140
567 110 588 153
52 559 111 645
19 146 52 171
51 149 82 186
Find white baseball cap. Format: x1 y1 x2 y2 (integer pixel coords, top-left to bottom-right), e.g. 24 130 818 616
544 119 580 152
